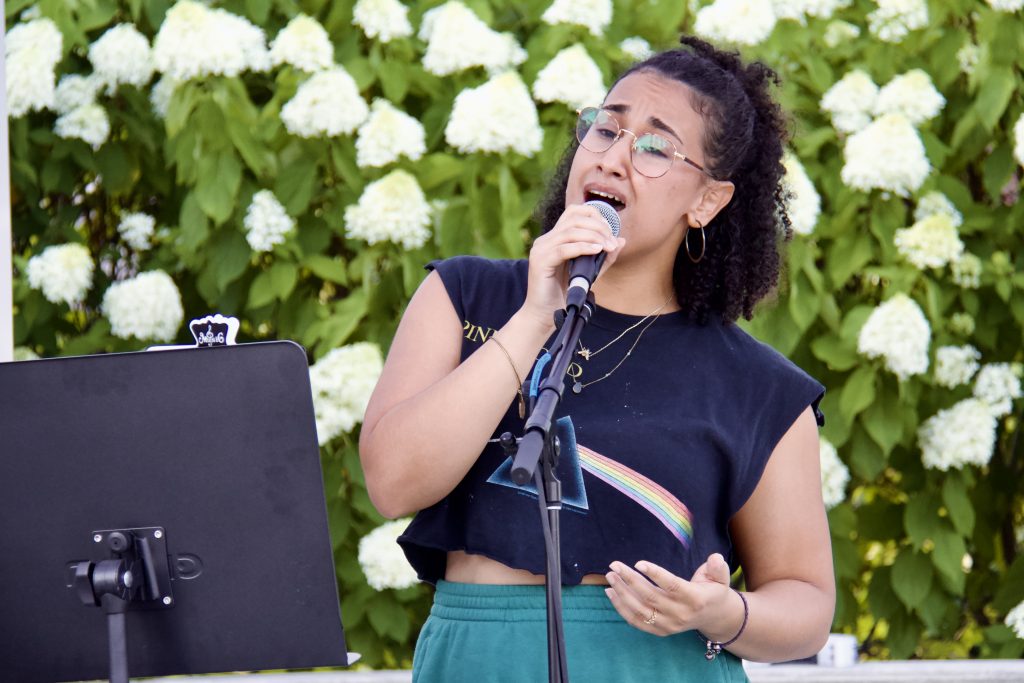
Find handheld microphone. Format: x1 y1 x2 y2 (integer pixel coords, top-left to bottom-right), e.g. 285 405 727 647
566 200 620 311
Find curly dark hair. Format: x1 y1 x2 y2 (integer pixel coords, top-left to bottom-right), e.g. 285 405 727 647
536 36 793 324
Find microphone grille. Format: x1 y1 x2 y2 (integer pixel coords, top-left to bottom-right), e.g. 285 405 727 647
585 199 621 238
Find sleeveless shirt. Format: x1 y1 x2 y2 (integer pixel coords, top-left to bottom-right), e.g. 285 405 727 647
398 256 825 586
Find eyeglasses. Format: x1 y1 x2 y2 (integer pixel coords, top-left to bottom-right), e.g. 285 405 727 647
575 107 709 179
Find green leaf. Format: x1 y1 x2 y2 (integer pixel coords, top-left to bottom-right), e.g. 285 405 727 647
195 153 242 225
379 60 410 102
828 231 873 288
904 493 942 550
810 333 860 371
317 290 370 353
249 270 277 309
982 143 1015 202
213 229 252 290
179 192 211 256
305 255 349 284
974 66 1016 130
268 262 298 301
839 365 876 422
276 157 319 216
891 549 933 610
849 427 885 481
862 389 903 455
367 594 411 641
787 273 821 331
941 474 975 537
932 527 967 595
419 153 466 191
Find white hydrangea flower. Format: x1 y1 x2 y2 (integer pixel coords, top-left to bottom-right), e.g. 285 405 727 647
840 114 930 196
345 170 432 249
153 0 270 82
13 346 40 361
446 71 543 156
54 74 102 115
918 398 997 470
102 270 184 341
281 67 369 138
873 70 945 125
619 36 653 61
89 24 154 91
1006 600 1024 639
868 0 928 43
821 70 878 134
987 0 1024 11
695 0 777 46
951 253 982 289
934 345 981 388
823 20 860 48
803 0 852 17
419 1 526 76
857 293 931 380
243 190 294 252
5 18 63 117
150 76 179 119
973 363 1023 418
118 212 157 251
914 191 962 228
894 213 964 270
957 43 980 75
26 243 94 306
358 518 418 590
309 342 383 444
532 45 606 111
355 99 427 168
352 0 414 43
54 103 111 149
1013 113 1024 168
782 151 820 235
819 437 849 509
269 14 333 73
541 0 613 37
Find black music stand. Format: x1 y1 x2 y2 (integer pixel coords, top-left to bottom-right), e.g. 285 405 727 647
0 341 349 682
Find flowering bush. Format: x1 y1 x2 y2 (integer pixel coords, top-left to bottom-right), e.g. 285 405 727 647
8 0 1024 667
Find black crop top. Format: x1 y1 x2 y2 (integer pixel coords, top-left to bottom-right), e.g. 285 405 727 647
398 256 825 585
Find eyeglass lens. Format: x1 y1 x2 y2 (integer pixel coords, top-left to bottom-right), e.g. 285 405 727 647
575 107 675 178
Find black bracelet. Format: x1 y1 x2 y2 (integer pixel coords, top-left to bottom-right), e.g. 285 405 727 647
695 588 748 661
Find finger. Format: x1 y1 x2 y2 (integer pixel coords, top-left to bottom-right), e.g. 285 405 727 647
598 237 627 276
604 582 659 633
705 553 731 584
609 561 663 609
634 560 689 595
556 206 618 243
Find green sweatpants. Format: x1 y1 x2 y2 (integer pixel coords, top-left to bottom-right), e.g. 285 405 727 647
412 580 748 682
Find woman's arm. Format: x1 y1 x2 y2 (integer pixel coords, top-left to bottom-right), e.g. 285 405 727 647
359 205 624 519
604 406 835 662
358 271 554 519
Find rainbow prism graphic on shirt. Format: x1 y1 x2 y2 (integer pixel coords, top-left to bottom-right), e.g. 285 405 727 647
487 417 693 548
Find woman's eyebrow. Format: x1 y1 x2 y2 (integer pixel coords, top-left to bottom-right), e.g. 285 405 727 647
603 103 683 146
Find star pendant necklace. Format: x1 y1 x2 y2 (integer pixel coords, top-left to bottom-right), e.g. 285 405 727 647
572 295 674 394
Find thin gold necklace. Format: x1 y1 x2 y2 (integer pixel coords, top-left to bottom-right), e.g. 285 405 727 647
576 296 673 361
572 296 673 394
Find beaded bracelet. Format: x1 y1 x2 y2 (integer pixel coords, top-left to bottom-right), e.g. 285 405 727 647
695 588 748 661
489 336 526 419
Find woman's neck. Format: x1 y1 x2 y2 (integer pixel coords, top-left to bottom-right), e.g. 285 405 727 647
590 261 679 315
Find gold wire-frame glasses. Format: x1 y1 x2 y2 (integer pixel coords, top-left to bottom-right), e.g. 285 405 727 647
575 107 709 178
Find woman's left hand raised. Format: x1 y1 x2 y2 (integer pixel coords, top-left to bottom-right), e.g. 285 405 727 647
603 554 741 637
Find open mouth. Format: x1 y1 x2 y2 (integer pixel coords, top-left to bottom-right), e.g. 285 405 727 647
585 189 625 211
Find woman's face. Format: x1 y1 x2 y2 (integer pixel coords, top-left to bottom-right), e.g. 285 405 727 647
566 70 726 265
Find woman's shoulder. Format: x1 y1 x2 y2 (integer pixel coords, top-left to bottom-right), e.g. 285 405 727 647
425 256 529 324
427 255 527 284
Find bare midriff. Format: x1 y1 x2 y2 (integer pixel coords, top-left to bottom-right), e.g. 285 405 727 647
445 550 610 585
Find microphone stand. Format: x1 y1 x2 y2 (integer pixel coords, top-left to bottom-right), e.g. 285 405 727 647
502 293 595 683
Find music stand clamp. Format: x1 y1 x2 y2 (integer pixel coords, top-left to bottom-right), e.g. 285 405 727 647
70 527 174 683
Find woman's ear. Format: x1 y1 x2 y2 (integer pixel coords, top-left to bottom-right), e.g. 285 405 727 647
689 180 735 227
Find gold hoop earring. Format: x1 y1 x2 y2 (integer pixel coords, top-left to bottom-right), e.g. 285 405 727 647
685 221 706 264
